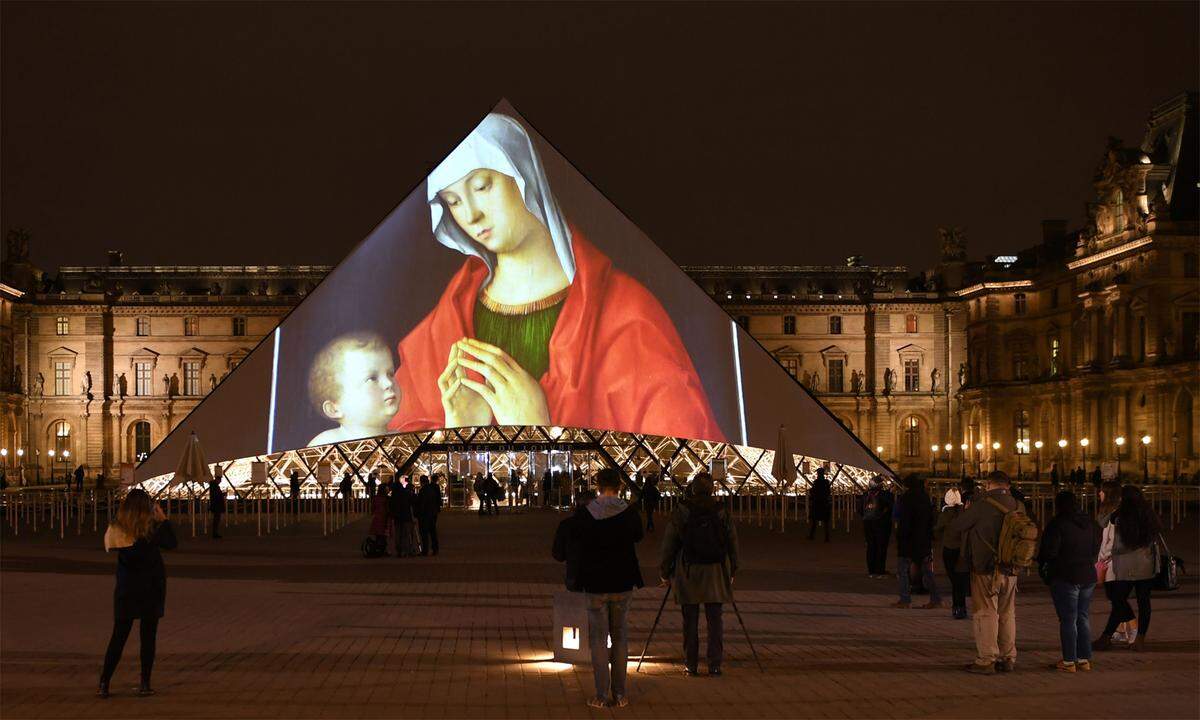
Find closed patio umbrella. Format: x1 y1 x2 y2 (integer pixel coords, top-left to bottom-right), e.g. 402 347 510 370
771 425 797 531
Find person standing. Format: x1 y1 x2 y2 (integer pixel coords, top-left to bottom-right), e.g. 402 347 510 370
894 475 941 609
208 477 226 540
74 464 85 493
659 472 739 678
485 473 501 515
473 473 487 516
289 470 302 518
416 475 442 556
642 474 662 532
98 489 177 698
1038 490 1101 671
860 476 893 578
365 471 377 499
572 469 643 709
807 467 832 542
950 471 1021 674
936 488 969 619
1094 485 1162 652
389 477 417 557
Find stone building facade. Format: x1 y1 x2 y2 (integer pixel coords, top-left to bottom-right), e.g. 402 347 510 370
1 93 1196 483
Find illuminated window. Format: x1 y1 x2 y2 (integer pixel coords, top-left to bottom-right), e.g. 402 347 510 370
55 316 69 336
136 317 150 336
133 421 151 461
53 421 71 456
829 316 842 335
231 317 246 336
53 361 71 396
903 359 919 392
1014 293 1027 316
827 358 844 393
1112 190 1125 232
780 357 798 378
783 315 796 335
903 416 921 457
1014 410 1030 453
183 361 201 396
184 316 199 336
1012 347 1028 380
1049 336 1060 376
134 361 153 396
905 314 919 333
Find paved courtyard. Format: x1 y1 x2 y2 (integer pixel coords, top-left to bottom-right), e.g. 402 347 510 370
2 501 1197 719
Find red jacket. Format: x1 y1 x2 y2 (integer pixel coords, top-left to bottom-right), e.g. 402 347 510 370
388 231 724 443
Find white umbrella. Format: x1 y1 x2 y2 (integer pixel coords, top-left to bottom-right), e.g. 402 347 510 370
771 425 796 531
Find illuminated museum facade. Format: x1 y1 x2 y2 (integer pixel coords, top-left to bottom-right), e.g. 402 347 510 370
1 93 1196 482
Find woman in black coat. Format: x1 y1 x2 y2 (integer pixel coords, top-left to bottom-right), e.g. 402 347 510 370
893 475 941 609
1038 490 1101 671
807 467 833 542
99 489 177 698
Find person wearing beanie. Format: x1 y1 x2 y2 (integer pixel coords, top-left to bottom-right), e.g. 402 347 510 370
936 487 969 619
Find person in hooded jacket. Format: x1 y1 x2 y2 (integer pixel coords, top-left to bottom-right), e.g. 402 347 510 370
936 487 969 619
572 469 643 709
894 475 941 609
659 472 740 677
1038 490 1102 672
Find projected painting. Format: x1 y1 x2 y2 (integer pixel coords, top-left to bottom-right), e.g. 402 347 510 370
272 111 735 452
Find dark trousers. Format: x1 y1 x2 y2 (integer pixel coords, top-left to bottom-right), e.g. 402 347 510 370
419 515 439 555
1101 579 1153 637
101 617 158 684
210 512 223 538
681 603 724 671
393 518 414 556
864 518 890 575
646 507 656 531
942 547 968 609
808 516 831 541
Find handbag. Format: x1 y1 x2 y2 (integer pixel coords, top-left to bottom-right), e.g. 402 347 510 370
1094 558 1110 586
1154 534 1181 592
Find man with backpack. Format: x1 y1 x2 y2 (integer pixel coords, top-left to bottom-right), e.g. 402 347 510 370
950 470 1039 674
659 472 740 677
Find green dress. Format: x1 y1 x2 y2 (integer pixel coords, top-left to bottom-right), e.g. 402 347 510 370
473 297 566 381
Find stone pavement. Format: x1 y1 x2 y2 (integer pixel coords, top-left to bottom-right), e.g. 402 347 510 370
2 503 1197 719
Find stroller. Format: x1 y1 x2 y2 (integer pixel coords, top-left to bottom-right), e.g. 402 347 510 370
361 535 388 559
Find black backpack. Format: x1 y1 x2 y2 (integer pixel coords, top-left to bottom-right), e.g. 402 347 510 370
682 504 726 566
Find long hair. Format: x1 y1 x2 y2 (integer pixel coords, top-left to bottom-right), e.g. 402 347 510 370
1054 490 1078 517
115 489 157 541
1113 485 1161 550
1097 480 1122 518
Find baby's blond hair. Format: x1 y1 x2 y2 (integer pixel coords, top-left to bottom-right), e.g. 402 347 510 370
308 333 391 415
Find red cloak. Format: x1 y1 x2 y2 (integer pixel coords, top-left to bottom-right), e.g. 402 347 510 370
388 230 725 443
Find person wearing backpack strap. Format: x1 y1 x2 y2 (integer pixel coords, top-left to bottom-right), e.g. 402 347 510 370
659 472 740 677
948 470 1022 674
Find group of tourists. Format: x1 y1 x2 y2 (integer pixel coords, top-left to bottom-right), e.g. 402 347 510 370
366 474 442 557
551 469 738 709
864 470 1171 674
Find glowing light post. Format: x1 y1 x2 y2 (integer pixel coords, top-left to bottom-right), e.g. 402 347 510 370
974 442 983 478
1014 441 1025 480
1141 435 1152 483
1114 436 1126 479
1034 440 1044 482
1057 439 1068 479
943 444 952 478
959 443 968 480
1079 438 1090 477
991 441 1001 473
930 444 939 475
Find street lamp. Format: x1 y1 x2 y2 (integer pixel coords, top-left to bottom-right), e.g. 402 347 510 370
974 442 983 477
1079 438 1090 477
930 444 939 474
1114 436 1126 478
1141 435 1152 483
1034 440 1044 482
991 441 1001 472
959 443 968 479
943 444 952 478
1014 441 1025 479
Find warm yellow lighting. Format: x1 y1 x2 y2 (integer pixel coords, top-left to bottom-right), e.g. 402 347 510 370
875 446 883 454
992 442 1001 450
975 443 983 451
63 450 70 458
960 443 968 451
48 449 55 458
1058 439 1068 449
931 444 939 453
1141 435 1152 445
1034 441 1044 449
16 448 23 457
1080 438 1089 448
1115 436 1126 447
0 448 6 458
562 627 580 651
944 443 952 452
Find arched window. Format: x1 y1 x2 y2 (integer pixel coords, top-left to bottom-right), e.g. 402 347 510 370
1014 410 1030 454
903 416 922 457
52 421 71 456
133 421 152 462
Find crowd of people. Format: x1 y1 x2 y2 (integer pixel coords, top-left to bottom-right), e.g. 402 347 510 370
861 470 1171 674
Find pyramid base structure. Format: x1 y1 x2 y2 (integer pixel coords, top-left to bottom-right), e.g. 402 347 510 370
138 426 881 501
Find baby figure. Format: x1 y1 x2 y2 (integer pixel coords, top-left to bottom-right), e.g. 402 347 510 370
307 333 399 447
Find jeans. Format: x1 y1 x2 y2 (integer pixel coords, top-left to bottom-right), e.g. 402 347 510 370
1101 579 1153 637
864 519 890 575
942 547 968 610
586 592 631 700
210 512 222 538
101 617 158 684
898 555 940 604
681 603 724 670
1049 580 1095 662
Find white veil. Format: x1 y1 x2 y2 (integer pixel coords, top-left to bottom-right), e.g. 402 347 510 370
426 114 576 285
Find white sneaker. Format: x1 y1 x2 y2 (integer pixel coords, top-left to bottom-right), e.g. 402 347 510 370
1111 631 1127 643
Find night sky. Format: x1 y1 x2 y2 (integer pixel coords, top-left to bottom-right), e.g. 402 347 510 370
2 2 1197 274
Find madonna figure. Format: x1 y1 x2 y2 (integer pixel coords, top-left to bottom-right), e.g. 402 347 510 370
388 114 724 442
